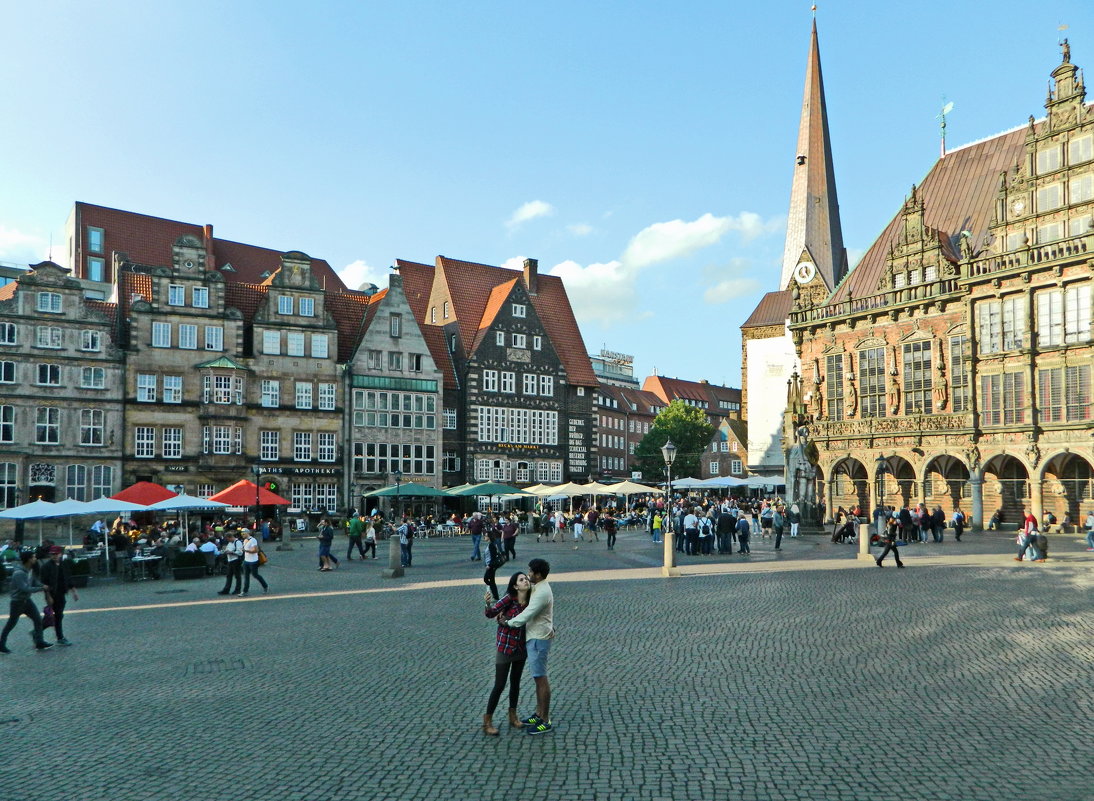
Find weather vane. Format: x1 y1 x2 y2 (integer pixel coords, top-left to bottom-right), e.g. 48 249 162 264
937 97 954 158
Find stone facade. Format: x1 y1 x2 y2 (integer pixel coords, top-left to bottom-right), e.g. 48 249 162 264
788 45 1094 529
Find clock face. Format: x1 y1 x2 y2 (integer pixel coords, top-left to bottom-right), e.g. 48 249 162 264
183 259 195 269
794 261 817 284
1011 198 1026 216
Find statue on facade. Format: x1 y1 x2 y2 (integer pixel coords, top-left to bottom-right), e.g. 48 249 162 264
1025 437 1041 469
810 383 823 420
964 445 981 471
786 426 818 518
845 377 858 418
1062 38 1071 63
887 374 902 415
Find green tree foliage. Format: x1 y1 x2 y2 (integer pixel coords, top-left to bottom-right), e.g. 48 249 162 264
634 400 715 480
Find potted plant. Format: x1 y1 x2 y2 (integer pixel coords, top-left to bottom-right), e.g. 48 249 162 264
172 550 207 581
67 557 91 589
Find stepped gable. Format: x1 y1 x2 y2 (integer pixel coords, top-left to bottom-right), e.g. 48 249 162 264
829 128 1027 304
741 289 793 328
74 203 346 290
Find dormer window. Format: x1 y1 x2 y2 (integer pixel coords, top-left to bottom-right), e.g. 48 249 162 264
390 314 402 338
1037 145 1061 174
278 296 294 315
299 298 315 317
512 303 526 318
36 292 62 313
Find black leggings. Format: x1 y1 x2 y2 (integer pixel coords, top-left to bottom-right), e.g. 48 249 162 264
486 658 526 715
362 540 376 557
606 529 616 549
484 567 499 601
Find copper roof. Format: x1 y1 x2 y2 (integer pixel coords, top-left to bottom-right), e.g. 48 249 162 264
829 127 1028 304
741 289 793 328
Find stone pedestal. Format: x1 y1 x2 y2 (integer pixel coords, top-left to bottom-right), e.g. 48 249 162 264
381 531 404 579
661 529 680 577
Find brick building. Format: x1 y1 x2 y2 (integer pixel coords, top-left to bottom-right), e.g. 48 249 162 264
641 375 747 479
593 383 665 480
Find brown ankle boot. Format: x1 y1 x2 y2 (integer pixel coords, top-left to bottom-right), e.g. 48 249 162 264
482 714 499 736
508 708 524 728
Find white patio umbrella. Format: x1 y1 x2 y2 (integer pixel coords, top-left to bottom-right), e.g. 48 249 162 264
610 480 660 496
41 498 91 545
146 494 229 544
0 499 60 545
78 496 150 576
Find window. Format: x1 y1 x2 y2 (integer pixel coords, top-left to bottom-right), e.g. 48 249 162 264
825 354 844 421
430 307 437 323
37 292 62 313
389 314 401 337
0 323 15 346
261 380 280 408
709 461 720 475
978 297 1026 354
294 432 312 461
443 301 450 319
443 451 460 473
163 375 182 403
408 353 423 372
731 459 743 474
295 382 313 409
260 431 280 461
204 326 223 351
278 296 294 315
168 284 185 306
1066 365 1092 421
0 462 16 509
87 257 105 283
475 406 558 445
203 374 242 405
286 332 305 357
482 370 498 392
1038 285 1091 346
501 371 515 393
37 364 60 386
1043 366 1093 422
1071 215 1093 237
577 387 585 396
1038 221 1064 243
387 351 402 371
980 373 1025 426
208 426 238 455
310 334 329 359
443 408 457 429
495 331 505 346
949 336 969 412
135 426 155 457
1036 183 1063 211
137 374 156 402
512 303 526 317
902 341 933 415
87 226 104 254
0 405 13 443
318 432 336 462
539 375 554 396
1071 174 1094 205
192 287 209 308
152 322 171 348
162 427 182 458
1070 134 1094 165
533 335 542 350
79 409 104 446
858 347 886 418
319 383 336 410
1039 367 1063 423
262 331 281 355
366 350 382 370
1037 146 1061 174
80 366 105 389
0 361 12 383
299 297 315 317
80 330 101 351
512 333 526 348
91 465 113 499
66 465 87 502
523 374 537 395
36 327 62 348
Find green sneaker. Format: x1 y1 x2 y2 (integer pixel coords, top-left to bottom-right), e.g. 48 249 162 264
526 719 553 735
521 714 541 727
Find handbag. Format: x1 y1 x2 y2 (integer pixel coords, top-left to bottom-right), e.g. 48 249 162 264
43 605 56 628
257 548 268 566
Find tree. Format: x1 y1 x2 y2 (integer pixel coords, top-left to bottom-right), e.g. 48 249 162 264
634 400 715 481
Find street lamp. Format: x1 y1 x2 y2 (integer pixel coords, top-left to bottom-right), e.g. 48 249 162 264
660 439 680 577
392 469 403 520
860 454 890 560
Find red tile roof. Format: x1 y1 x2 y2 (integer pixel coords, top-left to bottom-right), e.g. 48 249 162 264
642 375 742 412
325 289 375 363
741 289 793 328
75 202 347 290
223 282 269 324
83 299 118 332
0 282 16 302
420 323 459 390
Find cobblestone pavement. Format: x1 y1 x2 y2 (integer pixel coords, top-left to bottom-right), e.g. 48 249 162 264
1 527 1090 801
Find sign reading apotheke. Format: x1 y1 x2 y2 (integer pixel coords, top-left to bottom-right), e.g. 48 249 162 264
257 466 341 476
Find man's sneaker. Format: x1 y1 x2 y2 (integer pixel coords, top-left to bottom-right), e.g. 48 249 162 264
56 638 73 646
35 642 54 651
526 719 553 735
521 715 542 727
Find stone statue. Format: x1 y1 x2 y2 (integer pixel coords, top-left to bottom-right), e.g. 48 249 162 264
845 378 858 418
887 374 902 415
810 384 823 420
1026 437 1040 469
786 426 818 515
1062 38 1071 64
964 445 981 470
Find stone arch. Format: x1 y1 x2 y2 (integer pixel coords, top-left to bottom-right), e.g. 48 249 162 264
1039 451 1094 525
877 454 916 510
829 456 868 514
982 454 1031 527
921 454 971 512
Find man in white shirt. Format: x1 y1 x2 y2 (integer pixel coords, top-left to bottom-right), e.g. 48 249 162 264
505 558 555 735
683 508 700 555
217 531 244 596
241 529 269 596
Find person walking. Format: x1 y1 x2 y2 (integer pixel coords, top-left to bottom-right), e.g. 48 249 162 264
501 516 518 560
317 519 337 571
482 571 531 735
39 545 77 646
504 558 555 735
603 512 617 551
362 518 378 559
716 510 734 554
217 530 244 595
346 513 367 560
789 503 801 538
241 529 269 596
875 519 904 568
652 511 663 544
0 550 53 652
1083 508 1094 551
468 512 484 561
772 505 786 551
483 528 507 601
931 506 946 543
735 514 751 554
952 507 966 542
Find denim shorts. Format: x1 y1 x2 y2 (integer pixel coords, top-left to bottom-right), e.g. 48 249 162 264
526 638 552 678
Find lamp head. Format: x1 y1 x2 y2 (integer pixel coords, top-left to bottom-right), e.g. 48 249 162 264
661 439 677 467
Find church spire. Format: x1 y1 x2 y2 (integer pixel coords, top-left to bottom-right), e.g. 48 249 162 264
779 18 847 292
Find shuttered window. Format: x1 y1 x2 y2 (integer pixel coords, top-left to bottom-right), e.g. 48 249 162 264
1038 368 1063 423
1066 365 1091 421
949 336 969 412
858 347 886 418
825 354 844 421
902 341 932 415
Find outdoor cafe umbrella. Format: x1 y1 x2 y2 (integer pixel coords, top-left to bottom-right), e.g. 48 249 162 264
80 496 150 576
0 499 60 545
110 481 177 506
39 498 89 546
208 480 290 507
364 483 449 517
447 482 530 512
146 494 230 544
609 480 660 496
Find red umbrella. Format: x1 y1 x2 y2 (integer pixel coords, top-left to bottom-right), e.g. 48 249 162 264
111 481 177 506
208 479 290 506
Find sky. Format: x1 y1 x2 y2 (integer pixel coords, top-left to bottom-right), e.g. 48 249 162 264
1 1 1090 388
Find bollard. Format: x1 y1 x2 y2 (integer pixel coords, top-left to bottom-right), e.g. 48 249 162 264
662 526 680 577
382 528 404 578
857 522 875 561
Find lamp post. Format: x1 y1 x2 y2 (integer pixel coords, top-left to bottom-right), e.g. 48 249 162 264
392 469 403 519
661 439 680 577
860 454 889 560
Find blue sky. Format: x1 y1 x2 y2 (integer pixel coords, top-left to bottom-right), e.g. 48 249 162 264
1 1 1090 386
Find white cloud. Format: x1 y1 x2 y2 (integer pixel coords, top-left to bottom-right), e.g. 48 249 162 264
567 223 593 236
506 200 555 228
704 277 763 304
0 225 56 266
621 211 780 269
337 259 388 291
499 256 526 272
548 259 642 324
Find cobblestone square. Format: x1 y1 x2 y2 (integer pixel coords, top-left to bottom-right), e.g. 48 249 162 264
1 531 1090 801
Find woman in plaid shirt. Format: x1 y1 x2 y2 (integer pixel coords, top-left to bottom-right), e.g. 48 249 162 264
482 571 531 735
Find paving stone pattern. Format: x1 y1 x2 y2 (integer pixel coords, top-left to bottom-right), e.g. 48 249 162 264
0 529 1090 801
